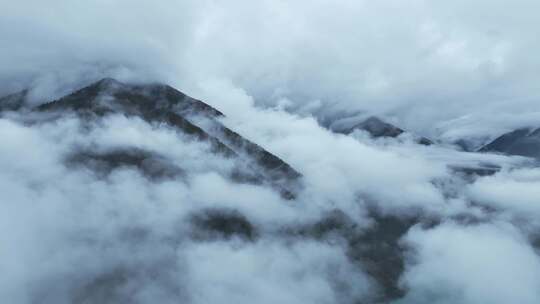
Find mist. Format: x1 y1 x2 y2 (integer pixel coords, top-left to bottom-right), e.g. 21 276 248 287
2 1 540 303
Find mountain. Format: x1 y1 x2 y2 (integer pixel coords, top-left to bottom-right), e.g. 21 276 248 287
332 116 433 145
0 80 429 301
0 89 28 111
6 78 525 303
2 78 302 198
479 127 540 159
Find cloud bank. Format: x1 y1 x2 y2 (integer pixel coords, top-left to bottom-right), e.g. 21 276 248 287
2 88 540 303
3 1 540 303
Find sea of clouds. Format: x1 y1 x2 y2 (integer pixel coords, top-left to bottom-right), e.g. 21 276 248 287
2 1 540 303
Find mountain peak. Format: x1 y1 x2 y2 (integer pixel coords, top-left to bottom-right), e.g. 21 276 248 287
353 116 404 138
93 77 125 89
332 115 433 145
36 78 223 118
30 78 301 198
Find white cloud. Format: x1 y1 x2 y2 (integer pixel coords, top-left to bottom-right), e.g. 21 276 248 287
184 240 374 304
467 168 540 227
397 222 540 304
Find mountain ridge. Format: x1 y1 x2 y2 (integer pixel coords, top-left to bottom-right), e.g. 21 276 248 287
479 127 540 159
1 78 302 198
332 115 433 145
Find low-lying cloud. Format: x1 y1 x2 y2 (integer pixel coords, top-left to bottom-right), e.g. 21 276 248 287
2 94 540 302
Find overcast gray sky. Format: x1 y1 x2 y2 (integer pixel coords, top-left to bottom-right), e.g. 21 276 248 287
2 0 540 140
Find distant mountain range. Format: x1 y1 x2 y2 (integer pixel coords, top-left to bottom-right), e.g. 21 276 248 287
331 116 433 145
329 113 540 161
478 127 540 159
